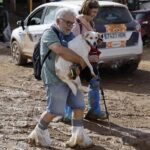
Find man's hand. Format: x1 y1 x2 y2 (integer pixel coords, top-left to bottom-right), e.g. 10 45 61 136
68 64 82 79
79 57 87 70
49 44 87 67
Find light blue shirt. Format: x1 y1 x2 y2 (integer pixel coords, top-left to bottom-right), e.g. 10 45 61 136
40 27 63 85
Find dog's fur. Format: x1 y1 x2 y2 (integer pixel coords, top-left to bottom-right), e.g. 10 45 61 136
55 31 102 95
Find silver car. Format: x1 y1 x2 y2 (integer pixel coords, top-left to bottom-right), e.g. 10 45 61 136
10 1 143 73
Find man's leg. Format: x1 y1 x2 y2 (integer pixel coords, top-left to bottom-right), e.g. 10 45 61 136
66 109 93 148
28 83 70 147
66 90 93 148
27 111 54 147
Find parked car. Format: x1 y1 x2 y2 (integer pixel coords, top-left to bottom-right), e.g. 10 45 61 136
131 9 150 44
0 6 11 42
10 1 143 73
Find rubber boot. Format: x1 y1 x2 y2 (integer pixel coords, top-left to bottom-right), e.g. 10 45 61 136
85 78 107 120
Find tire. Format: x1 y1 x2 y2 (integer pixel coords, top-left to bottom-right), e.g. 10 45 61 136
119 61 139 74
11 40 27 65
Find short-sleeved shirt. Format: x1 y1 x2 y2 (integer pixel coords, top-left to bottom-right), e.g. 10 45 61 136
40 26 62 85
40 25 74 85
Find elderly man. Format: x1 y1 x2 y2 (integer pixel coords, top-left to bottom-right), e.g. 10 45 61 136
27 8 93 148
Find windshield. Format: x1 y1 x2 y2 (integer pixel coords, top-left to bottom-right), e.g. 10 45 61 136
95 6 132 24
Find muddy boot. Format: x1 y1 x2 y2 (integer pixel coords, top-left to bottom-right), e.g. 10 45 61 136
85 78 107 120
65 126 93 148
85 110 107 120
27 125 51 148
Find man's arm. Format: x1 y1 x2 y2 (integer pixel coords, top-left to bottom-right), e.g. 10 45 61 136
49 43 86 69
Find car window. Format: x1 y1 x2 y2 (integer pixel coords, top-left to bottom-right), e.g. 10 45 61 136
43 6 60 24
27 7 45 26
95 6 132 24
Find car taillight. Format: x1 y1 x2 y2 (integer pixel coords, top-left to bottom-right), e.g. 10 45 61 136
135 24 141 32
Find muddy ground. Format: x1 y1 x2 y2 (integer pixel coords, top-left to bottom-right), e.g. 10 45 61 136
0 44 150 150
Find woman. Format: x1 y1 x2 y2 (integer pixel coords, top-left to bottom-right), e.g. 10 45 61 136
63 0 107 122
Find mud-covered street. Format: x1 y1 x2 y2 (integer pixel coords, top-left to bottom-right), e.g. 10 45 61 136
0 44 150 150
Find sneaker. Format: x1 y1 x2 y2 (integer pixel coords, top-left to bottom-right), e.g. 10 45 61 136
85 110 107 121
27 125 51 148
65 126 93 148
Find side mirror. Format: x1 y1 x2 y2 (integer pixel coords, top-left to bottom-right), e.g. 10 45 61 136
30 18 41 25
17 20 25 30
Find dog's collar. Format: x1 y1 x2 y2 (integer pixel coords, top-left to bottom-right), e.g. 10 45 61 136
85 40 92 47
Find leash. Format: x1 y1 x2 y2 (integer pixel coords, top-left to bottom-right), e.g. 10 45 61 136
97 65 112 135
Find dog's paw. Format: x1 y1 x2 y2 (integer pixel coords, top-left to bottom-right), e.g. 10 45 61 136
79 86 88 93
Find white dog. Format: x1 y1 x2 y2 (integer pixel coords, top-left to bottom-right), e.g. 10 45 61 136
55 31 102 95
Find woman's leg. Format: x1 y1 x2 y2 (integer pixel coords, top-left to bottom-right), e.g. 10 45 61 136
85 64 107 120
85 77 106 120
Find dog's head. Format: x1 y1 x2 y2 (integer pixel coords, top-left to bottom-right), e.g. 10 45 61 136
83 31 103 48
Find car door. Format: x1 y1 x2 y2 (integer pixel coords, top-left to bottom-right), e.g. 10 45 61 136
23 5 60 56
22 7 46 55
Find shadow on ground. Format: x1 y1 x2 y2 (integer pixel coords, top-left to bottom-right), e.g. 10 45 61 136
84 119 150 150
100 68 150 95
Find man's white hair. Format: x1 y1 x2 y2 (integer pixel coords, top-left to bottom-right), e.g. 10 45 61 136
55 7 77 20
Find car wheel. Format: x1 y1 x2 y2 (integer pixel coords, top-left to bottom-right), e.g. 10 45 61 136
119 61 139 74
11 40 27 65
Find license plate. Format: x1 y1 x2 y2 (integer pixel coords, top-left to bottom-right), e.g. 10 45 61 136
104 32 126 40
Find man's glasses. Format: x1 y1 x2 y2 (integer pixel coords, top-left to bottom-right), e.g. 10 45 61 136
60 18 75 26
